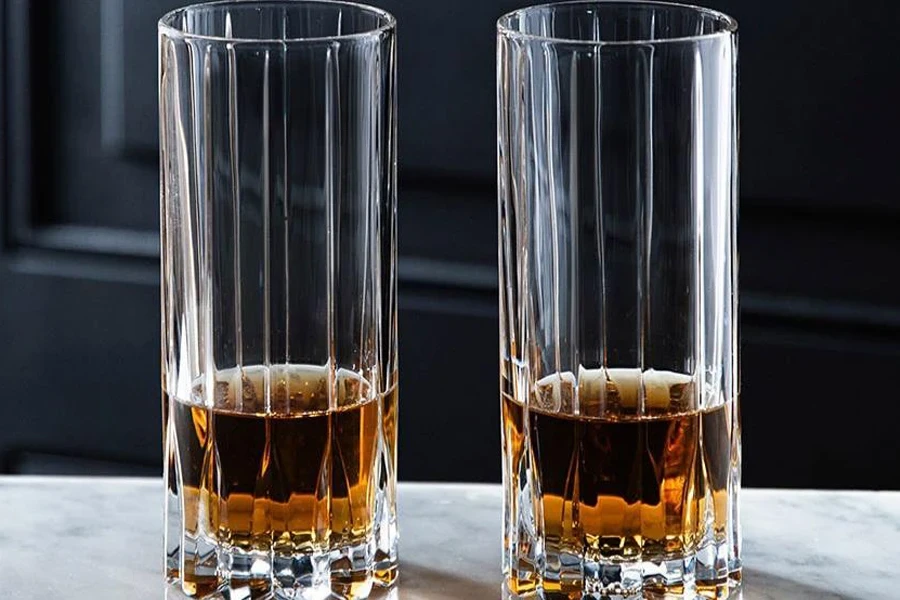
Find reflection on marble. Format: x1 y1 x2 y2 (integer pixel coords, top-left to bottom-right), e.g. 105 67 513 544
0 478 896 599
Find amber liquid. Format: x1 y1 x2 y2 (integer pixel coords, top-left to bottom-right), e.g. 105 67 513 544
166 365 394 597
503 370 734 596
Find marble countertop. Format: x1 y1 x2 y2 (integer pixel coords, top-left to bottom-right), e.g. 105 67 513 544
0 477 896 599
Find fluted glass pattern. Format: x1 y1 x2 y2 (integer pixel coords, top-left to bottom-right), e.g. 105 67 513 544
498 3 739 598
160 3 397 599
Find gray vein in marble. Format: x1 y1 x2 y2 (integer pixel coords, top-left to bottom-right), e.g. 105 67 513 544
0 478 896 600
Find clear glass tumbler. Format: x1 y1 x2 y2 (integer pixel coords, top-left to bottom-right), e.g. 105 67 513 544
160 3 397 598
498 2 740 598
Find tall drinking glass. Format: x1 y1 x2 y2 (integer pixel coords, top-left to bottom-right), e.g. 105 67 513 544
498 2 739 597
160 3 397 598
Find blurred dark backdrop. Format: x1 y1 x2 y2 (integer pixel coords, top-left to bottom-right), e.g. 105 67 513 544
0 0 898 489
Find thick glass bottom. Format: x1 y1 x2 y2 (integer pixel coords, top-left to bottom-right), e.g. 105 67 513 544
167 539 378 600
372 487 399 588
373 556 399 587
505 559 742 600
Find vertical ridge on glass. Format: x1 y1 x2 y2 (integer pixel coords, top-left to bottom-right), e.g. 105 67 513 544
227 43 243 411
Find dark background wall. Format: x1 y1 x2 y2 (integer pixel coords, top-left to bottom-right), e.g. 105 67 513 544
0 0 898 489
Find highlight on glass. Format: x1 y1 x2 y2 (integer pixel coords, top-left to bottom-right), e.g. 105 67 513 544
160 2 397 598
498 2 740 597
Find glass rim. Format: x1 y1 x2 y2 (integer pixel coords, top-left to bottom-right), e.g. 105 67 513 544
159 0 396 44
497 0 738 46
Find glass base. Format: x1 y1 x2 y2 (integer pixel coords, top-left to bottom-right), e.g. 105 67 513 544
373 555 398 588
371 513 398 588
505 563 742 599
167 539 379 600
330 541 375 600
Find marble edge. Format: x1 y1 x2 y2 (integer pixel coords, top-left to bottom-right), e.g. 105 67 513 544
0 475 161 486
1 476 898 499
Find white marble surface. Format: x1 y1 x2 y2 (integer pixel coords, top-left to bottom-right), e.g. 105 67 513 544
0 477 896 599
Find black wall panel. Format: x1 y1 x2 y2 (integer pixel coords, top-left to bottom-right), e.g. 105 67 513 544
0 0 898 489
